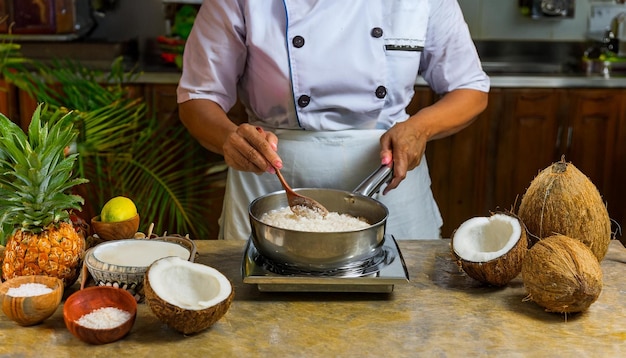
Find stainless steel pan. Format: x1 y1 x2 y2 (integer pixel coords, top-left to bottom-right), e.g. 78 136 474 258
248 165 393 270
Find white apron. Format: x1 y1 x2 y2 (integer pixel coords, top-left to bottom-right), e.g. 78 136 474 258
218 129 442 240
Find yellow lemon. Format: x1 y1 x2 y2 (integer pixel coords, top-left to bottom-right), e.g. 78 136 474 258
100 196 138 223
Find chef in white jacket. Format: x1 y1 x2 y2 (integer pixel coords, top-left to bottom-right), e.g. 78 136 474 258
177 0 490 240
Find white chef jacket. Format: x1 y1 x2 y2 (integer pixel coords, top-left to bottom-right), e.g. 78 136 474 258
178 0 490 240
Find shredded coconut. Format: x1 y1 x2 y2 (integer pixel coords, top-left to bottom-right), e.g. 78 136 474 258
260 206 370 232
7 283 53 297
76 307 132 329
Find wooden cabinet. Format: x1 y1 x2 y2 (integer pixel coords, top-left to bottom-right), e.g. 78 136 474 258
419 89 496 238
145 84 179 124
560 90 622 199
0 79 21 128
427 87 626 238
492 89 561 212
614 114 626 233
562 89 625 235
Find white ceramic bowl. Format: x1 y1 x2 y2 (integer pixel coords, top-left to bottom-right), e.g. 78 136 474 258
84 236 196 297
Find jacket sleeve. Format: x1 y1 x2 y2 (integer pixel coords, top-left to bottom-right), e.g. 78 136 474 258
419 0 490 95
176 0 247 112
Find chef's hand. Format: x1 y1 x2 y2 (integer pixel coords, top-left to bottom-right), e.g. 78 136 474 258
222 123 282 174
378 89 488 193
379 120 428 194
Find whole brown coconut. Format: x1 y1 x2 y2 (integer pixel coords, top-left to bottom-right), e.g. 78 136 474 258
144 257 234 335
521 235 603 313
451 213 528 287
517 158 611 261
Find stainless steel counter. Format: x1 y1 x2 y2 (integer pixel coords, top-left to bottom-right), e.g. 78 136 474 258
136 70 626 89
478 74 626 89
1 239 625 357
415 71 626 88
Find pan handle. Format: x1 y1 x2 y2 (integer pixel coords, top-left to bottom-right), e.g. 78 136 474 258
353 165 393 197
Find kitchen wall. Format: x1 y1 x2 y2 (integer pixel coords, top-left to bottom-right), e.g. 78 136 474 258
85 0 167 62
459 0 586 40
86 0 626 52
460 0 626 41
88 0 165 42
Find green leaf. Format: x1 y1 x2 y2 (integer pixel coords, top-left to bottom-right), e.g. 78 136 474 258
1 55 226 241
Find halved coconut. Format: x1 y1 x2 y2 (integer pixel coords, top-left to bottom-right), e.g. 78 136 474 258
521 234 602 313
451 213 528 286
144 256 234 335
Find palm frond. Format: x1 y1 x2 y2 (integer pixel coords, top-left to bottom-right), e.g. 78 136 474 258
1 55 225 239
73 78 224 239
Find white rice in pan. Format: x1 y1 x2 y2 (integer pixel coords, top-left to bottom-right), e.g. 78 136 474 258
259 206 370 232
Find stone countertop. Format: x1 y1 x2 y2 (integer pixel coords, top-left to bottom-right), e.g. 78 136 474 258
1 239 625 357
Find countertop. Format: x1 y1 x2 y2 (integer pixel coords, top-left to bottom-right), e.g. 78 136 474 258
1 239 625 357
135 67 626 88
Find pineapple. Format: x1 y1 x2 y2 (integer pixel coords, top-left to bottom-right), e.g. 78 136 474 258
0 104 88 287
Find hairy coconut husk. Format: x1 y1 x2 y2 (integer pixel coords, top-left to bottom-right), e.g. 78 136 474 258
145 279 234 335
521 235 603 313
451 212 528 287
517 158 611 261
143 258 234 335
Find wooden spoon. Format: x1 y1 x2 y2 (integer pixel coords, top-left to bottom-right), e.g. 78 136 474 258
274 167 329 217
255 126 329 216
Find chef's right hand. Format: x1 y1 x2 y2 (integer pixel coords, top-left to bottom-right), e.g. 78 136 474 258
222 123 282 174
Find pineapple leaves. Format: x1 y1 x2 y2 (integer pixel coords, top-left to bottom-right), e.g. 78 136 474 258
0 104 88 242
0 113 29 160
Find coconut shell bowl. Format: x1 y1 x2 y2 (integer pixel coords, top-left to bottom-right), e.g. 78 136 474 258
90 214 140 241
63 286 137 345
0 275 64 326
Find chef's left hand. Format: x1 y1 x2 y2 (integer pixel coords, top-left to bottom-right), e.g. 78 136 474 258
379 89 488 194
379 120 428 194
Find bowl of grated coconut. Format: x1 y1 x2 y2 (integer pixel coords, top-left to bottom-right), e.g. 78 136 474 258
63 286 137 345
0 275 64 326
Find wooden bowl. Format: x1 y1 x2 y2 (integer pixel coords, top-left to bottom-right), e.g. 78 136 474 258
0 275 64 326
63 286 137 345
91 214 140 241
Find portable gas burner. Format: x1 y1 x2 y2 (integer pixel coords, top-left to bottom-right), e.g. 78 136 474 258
242 235 410 292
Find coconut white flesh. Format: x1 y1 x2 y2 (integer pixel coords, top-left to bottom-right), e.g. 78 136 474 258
148 257 232 310
453 214 521 262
